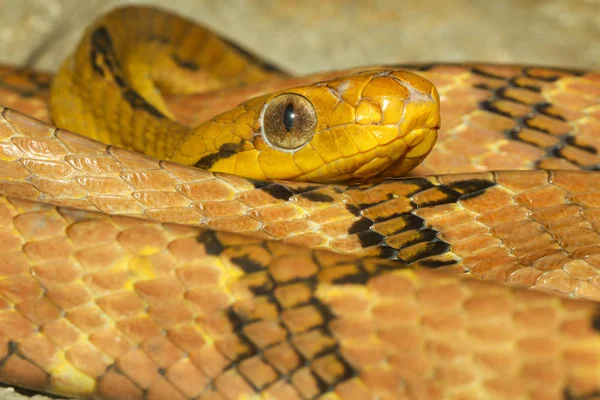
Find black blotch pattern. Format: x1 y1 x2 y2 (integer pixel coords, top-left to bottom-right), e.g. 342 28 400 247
289 185 324 194
523 66 584 81
216 240 370 395
230 255 265 274
470 65 598 170
89 27 167 119
399 241 451 264
344 205 361 216
382 214 425 234
419 258 460 269
330 272 370 285
257 184 294 201
343 176 499 265
193 142 244 169
447 179 496 196
414 185 463 208
534 102 566 121
357 231 385 247
347 217 373 235
298 191 335 203
377 246 399 260
197 230 225 255
565 135 598 155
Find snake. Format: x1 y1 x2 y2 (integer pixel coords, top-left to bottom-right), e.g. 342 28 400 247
0 5 599 400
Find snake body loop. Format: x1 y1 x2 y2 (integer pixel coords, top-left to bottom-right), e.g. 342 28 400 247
0 5 598 400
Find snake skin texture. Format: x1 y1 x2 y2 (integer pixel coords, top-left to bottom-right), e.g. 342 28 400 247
0 5 599 400
0 195 600 400
1 108 600 301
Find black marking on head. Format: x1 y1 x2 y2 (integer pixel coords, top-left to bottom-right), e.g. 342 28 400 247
194 142 244 169
298 191 334 203
230 255 265 274
258 184 294 201
90 27 167 119
347 217 373 235
221 36 284 74
197 230 225 255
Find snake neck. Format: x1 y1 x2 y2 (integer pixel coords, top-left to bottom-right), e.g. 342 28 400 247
49 5 284 160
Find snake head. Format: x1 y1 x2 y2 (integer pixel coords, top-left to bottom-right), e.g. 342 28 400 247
176 69 440 182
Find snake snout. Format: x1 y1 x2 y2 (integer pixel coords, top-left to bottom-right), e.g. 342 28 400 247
345 70 441 179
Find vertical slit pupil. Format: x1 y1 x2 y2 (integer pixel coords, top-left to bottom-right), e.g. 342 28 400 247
283 103 295 132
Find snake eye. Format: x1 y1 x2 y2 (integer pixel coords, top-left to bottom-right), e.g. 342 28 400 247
261 93 317 151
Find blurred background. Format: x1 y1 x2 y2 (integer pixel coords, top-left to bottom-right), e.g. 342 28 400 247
0 0 599 75
0 0 599 399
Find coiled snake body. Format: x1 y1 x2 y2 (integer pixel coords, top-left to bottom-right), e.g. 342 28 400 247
0 5 599 400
